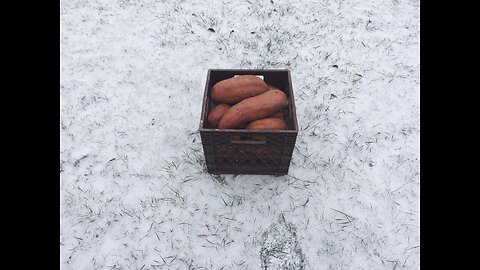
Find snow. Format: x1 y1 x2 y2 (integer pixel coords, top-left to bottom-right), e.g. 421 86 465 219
60 0 419 269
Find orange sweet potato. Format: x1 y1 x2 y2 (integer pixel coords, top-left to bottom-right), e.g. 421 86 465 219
246 118 288 130
218 89 288 129
211 75 268 104
207 104 231 128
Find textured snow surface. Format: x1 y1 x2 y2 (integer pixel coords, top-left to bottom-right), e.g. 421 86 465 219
60 0 420 269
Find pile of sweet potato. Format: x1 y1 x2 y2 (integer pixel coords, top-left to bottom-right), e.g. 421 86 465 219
207 75 289 130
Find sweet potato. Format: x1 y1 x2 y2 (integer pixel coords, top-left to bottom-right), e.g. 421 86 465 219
207 104 231 128
265 87 284 118
246 118 288 130
218 89 288 129
211 75 268 104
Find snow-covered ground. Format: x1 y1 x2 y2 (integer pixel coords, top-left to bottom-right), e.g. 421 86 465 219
60 0 420 269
